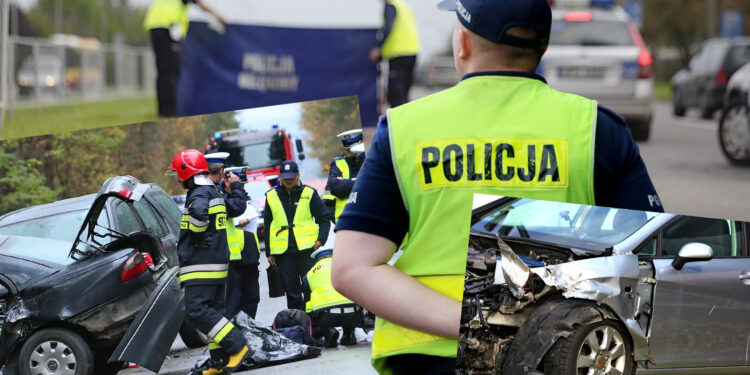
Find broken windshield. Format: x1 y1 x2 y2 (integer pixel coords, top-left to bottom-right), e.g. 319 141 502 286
471 198 658 252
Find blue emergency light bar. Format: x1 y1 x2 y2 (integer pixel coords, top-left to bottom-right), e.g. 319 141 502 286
551 0 615 8
214 132 222 140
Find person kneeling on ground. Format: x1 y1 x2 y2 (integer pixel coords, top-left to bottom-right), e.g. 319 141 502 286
302 248 365 348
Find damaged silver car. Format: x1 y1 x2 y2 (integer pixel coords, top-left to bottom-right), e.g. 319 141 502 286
459 197 750 375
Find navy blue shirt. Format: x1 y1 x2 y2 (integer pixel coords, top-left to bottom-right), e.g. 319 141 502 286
336 71 663 246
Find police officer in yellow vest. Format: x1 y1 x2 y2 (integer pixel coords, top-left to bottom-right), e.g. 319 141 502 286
143 0 225 116
168 150 250 375
264 160 331 311
323 129 366 223
369 0 420 108
333 0 664 373
204 153 262 320
302 248 365 347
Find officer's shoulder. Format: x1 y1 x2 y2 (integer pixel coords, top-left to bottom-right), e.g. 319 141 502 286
597 105 628 128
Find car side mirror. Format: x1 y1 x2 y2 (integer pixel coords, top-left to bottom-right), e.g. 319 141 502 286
672 242 713 270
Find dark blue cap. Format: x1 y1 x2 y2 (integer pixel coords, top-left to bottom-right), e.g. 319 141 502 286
278 160 299 179
437 0 551 50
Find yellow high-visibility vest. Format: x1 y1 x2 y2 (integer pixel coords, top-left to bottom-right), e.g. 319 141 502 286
371 74 597 373
266 186 319 255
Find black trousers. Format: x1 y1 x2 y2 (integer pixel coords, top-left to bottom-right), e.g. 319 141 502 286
311 307 364 337
275 249 314 310
387 354 456 375
226 264 260 319
149 28 180 117
387 55 417 108
184 284 246 359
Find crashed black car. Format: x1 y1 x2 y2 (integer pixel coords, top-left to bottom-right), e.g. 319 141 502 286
0 178 207 349
459 197 750 375
0 176 185 375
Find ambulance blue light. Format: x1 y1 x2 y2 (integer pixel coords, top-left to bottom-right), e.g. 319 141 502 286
214 132 222 140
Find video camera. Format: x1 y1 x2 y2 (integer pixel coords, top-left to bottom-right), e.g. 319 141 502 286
225 166 250 183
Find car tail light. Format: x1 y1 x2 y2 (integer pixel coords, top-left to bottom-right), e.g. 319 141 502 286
627 22 653 79
121 252 153 282
715 65 728 84
259 227 265 239
116 188 133 199
564 11 593 22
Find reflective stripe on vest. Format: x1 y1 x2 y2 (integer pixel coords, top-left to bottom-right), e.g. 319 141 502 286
372 75 597 367
381 0 420 60
178 263 229 283
227 224 245 261
333 158 350 221
143 0 189 37
305 257 354 313
266 186 319 255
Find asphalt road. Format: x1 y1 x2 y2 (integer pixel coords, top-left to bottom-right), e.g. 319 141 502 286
637 102 750 221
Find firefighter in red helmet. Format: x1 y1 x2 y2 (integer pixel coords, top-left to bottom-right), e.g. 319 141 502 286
168 149 250 375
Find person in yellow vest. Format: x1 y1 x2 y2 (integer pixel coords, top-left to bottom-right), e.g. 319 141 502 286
369 0 420 108
323 129 366 223
302 248 365 347
264 160 331 311
143 0 225 116
332 0 664 374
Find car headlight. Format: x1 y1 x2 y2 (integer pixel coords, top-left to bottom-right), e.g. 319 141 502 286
18 76 28 86
45 75 56 87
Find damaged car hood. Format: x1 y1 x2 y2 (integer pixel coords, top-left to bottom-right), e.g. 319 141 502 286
0 235 69 289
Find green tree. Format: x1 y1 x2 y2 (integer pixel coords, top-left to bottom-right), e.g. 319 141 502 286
300 96 362 172
0 141 60 214
26 0 148 45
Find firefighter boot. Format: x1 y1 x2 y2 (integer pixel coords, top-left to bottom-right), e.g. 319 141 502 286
223 345 250 374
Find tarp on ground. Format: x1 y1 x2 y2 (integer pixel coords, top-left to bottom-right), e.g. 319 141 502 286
178 0 381 127
190 312 321 373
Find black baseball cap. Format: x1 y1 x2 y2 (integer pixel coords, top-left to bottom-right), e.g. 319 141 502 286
437 0 552 50
278 160 299 179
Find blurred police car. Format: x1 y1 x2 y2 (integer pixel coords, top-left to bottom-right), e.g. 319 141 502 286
542 0 654 141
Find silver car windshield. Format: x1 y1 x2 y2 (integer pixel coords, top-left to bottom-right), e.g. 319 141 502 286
550 20 633 46
471 199 658 252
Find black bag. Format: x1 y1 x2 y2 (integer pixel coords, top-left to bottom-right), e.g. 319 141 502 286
272 309 314 346
266 264 285 298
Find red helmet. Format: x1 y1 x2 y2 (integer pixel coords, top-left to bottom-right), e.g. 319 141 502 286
168 149 208 182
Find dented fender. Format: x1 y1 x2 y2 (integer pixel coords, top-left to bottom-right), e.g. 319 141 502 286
498 253 650 361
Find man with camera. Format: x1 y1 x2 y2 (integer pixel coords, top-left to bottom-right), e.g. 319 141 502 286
205 153 261 319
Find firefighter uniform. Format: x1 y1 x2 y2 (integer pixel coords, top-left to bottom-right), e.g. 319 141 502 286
324 130 366 223
302 249 364 346
169 149 249 374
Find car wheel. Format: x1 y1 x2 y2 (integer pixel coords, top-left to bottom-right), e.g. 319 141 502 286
673 89 686 117
18 328 93 375
699 92 714 119
719 104 750 165
628 118 651 142
543 320 634 375
179 316 209 348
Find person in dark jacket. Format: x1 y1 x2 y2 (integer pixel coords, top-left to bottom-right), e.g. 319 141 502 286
324 129 366 223
264 160 331 310
168 149 249 375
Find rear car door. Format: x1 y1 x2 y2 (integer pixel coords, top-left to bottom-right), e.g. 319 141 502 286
108 266 185 372
648 216 750 369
